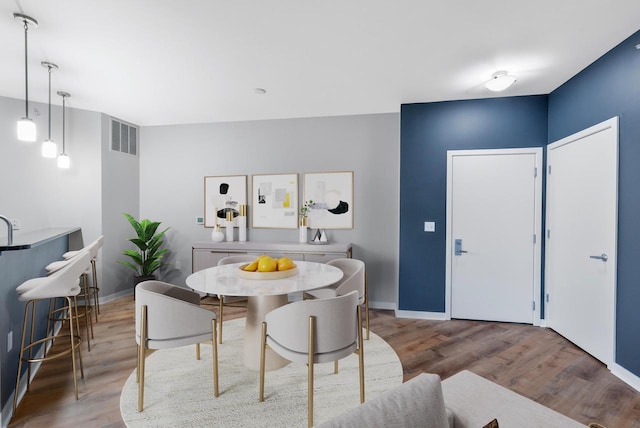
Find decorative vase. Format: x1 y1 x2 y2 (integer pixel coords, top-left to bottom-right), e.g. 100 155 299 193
238 204 247 242
211 224 224 242
299 217 308 243
225 211 234 242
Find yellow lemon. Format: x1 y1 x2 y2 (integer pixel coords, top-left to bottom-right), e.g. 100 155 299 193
257 256 277 272
243 261 258 272
277 257 296 271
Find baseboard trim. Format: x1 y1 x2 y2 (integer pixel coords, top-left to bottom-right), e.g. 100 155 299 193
368 300 396 311
395 309 447 320
611 363 640 393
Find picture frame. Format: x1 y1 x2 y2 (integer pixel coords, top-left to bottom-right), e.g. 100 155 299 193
204 175 247 228
251 173 298 228
303 171 354 229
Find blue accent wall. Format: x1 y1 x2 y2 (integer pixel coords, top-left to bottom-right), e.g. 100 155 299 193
548 30 640 376
399 96 548 311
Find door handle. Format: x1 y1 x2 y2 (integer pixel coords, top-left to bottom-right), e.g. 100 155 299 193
589 253 608 262
454 239 468 256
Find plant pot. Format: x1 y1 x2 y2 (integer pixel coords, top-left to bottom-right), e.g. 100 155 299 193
133 275 156 297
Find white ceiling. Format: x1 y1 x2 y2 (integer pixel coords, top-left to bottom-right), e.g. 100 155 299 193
1 1 639 126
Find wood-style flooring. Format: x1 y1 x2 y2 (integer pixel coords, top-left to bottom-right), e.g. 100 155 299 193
8 295 640 427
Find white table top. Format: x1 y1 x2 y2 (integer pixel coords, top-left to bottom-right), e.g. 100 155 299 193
185 261 343 297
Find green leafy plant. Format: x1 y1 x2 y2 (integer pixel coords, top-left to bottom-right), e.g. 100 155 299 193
299 199 314 218
119 213 170 277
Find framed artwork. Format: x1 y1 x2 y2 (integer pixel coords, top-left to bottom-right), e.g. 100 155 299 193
303 171 354 229
252 173 298 228
204 175 247 228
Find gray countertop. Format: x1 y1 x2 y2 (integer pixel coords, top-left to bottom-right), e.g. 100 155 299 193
0 227 81 253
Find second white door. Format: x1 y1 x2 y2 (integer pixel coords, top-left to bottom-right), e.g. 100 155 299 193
446 148 542 324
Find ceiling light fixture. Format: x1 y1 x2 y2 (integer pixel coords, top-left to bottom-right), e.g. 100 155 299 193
14 13 38 142
253 88 267 95
484 71 517 92
57 91 71 169
41 61 59 158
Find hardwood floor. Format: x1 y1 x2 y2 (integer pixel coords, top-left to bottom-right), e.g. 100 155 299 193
8 295 640 427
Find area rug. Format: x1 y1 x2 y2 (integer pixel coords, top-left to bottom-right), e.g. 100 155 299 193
120 318 403 427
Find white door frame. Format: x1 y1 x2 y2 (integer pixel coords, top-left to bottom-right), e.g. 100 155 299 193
545 116 618 368
445 148 543 325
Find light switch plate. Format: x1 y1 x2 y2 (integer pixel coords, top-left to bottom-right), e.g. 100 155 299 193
424 221 436 232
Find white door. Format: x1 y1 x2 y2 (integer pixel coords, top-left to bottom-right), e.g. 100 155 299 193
446 148 542 324
546 117 618 367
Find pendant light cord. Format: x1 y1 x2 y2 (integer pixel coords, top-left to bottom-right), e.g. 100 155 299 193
23 20 29 119
47 66 52 139
61 95 66 154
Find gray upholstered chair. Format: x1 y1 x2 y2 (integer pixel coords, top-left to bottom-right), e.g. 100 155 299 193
259 290 364 427
135 280 219 412
14 251 92 411
215 254 255 343
304 258 370 340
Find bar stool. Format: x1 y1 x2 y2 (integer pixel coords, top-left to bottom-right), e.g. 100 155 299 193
13 251 92 412
61 236 103 322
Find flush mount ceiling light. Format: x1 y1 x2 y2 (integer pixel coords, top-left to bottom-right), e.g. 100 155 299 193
57 91 71 169
41 61 59 158
484 71 517 92
253 88 267 95
14 13 38 142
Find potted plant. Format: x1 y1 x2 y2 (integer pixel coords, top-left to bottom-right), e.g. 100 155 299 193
119 212 170 287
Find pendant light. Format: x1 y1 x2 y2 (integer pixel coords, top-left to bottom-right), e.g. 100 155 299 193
13 13 38 142
57 91 71 169
41 62 58 158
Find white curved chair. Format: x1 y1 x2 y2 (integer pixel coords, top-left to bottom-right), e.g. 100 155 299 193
135 280 219 412
214 255 255 343
62 235 104 322
304 258 370 340
13 251 92 412
259 290 364 428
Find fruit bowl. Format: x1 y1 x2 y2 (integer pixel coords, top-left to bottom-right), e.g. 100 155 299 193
237 265 298 280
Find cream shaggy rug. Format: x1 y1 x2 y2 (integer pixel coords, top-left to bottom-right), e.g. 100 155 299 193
120 318 403 427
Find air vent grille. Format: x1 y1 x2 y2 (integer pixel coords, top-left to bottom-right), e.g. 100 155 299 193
110 117 138 155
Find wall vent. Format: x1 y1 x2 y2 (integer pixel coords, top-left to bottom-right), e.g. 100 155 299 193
110 117 138 155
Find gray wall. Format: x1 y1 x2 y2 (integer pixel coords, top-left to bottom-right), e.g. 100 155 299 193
140 113 400 307
101 114 140 296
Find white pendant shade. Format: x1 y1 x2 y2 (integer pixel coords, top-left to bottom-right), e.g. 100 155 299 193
17 117 37 142
57 153 70 169
485 71 517 92
42 139 57 158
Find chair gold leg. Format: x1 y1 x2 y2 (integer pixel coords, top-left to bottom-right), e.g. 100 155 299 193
364 272 370 340
72 296 84 379
138 305 147 412
357 305 365 403
218 295 224 344
14 300 33 412
136 344 140 384
259 322 267 402
308 316 315 428
196 343 201 360
82 274 93 351
27 301 36 389
67 297 79 400
212 319 219 397
334 360 339 374
91 258 100 320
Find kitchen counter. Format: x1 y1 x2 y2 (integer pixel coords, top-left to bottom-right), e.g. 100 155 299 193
0 227 81 254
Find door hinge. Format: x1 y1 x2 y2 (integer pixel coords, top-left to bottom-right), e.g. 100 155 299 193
547 229 550 239
546 293 550 303
533 234 537 244
534 167 538 178
548 165 552 175
532 301 536 311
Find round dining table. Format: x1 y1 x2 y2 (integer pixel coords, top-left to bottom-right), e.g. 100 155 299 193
185 261 343 371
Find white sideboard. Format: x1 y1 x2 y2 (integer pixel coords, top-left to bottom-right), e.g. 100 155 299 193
191 241 352 273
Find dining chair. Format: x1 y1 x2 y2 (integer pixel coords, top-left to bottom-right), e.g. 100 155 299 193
13 251 92 412
215 255 255 343
135 280 219 412
304 258 370 340
259 290 364 427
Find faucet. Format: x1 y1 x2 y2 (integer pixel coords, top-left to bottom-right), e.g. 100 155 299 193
0 215 13 246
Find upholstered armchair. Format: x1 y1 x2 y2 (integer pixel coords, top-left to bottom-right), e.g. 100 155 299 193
135 280 219 412
259 290 364 427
